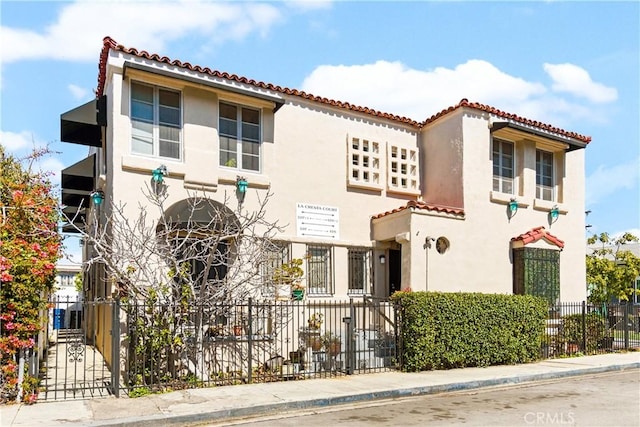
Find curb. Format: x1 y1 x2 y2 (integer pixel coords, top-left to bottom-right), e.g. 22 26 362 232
89 362 640 426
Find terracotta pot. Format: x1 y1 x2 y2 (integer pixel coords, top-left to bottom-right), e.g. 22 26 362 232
327 341 341 356
310 337 322 351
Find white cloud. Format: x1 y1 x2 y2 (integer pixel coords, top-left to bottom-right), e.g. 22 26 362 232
0 130 37 152
586 157 640 206
544 63 618 103
38 157 65 193
68 84 89 100
0 131 64 187
300 59 616 126
612 229 640 240
285 0 332 12
0 1 285 64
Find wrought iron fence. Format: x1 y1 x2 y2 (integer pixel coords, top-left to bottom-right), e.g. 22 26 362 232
42 296 640 400
540 301 640 358
122 296 398 396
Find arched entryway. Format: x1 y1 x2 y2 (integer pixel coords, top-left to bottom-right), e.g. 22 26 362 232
157 198 240 299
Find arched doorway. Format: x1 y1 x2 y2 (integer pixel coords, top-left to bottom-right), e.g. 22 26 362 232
157 197 240 300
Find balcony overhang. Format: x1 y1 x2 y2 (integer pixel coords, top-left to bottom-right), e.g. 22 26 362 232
60 154 96 233
490 121 587 152
60 96 106 147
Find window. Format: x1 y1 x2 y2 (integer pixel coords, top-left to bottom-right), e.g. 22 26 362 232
307 245 333 295
348 248 371 294
492 139 514 194
513 247 560 305
263 241 290 282
347 137 382 189
387 144 418 194
59 273 76 288
536 150 554 201
219 102 261 171
131 82 181 160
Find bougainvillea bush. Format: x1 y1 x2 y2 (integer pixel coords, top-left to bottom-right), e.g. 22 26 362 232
0 146 61 403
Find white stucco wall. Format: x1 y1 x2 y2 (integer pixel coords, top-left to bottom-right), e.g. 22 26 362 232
91 51 588 301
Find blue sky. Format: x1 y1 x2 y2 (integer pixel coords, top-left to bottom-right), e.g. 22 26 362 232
1 1 638 263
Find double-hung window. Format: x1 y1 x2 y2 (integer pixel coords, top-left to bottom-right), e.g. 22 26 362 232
131 82 181 160
219 102 261 172
348 248 371 294
536 149 554 201
306 245 333 295
492 139 514 194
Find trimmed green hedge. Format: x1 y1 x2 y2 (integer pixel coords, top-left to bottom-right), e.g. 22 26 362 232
391 291 547 372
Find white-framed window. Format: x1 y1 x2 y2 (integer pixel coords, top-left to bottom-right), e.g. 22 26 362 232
58 273 76 289
348 248 371 294
492 138 514 194
219 102 261 172
131 81 181 160
307 245 333 295
536 149 554 201
387 144 419 194
348 137 382 189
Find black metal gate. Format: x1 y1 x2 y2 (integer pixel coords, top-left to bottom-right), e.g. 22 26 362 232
343 297 398 374
39 297 119 400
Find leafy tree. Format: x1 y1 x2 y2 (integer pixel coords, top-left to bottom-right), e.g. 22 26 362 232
0 145 61 403
586 232 640 305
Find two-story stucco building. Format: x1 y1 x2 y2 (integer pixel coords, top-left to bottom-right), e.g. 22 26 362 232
61 37 590 304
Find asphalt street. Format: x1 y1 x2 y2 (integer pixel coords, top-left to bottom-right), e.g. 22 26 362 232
217 369 640 427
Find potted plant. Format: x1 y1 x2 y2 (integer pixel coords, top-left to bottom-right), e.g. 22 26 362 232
321 332 342 356
307 313 323 330
273 258 305 300
291 281 305 301
233 324 243 336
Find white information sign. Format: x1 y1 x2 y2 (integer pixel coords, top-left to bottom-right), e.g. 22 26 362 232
296 203 340 240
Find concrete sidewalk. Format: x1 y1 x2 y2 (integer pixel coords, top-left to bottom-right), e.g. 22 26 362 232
2 352 639 427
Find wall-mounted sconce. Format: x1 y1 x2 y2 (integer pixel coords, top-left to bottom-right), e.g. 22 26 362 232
236 176 248 193
379 254 386 264
236 176 248 203
152 165 168 183
90 190 104 206
549 205 560 223
508 198 518 217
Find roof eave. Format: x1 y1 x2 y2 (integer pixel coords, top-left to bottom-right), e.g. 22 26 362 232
490 121 587 151
122 62 285 111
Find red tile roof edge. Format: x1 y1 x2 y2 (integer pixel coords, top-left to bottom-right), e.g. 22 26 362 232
511 226 565 249
372 200 465 220
97 37 590 144
421 99 591 143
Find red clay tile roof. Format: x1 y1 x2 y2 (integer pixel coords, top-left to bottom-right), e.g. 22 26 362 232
511 226 565 249
97 37 590 144
372 200 465 220
421 99 591 143
97 37 418 127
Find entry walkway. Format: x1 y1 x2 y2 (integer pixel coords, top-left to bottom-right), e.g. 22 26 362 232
1 352 639 426
39 329 113 401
